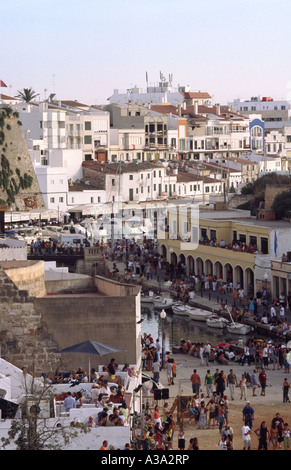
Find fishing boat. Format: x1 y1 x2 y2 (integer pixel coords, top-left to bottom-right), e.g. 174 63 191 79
206 316 229 329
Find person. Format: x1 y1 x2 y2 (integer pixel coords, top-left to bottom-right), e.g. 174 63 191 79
242 421 252 450
215 371 226 397
204 341 211 366
259 368 267 396
75 391 83 408
107 358 116 382
272 413 284 449
152 357 160 382
190 369 201 395
165 358 172 386
178 426 186 451
227 369 238 400
188 437 200 450
204 369 214 398
262 345 269 369
218 435 228 450
255 421 270 450
269 421 279 450
250 369 260 396
171 358 176 385
187 395 199 422
86 415 96 428
99 440 108 450
242 401 255 430
63 392 76 413
283 423 291 450
197 400 208 429
207 399 218 429
239 374 247 400
153 405 162 428
283 377 291 403
52 368 63 384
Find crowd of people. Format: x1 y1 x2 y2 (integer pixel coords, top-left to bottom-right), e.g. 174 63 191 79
199 236 263 255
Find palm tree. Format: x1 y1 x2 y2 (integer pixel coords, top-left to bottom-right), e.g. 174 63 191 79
16 87 39 102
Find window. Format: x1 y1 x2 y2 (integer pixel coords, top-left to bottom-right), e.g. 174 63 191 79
210 229 216 240
91 197 94 203
85 121 91 130
59 197 63 203
129 175 133 180
112 179 115 186
84 135 92 144
201 228 207 238
50 197 55 203
261 237 268 254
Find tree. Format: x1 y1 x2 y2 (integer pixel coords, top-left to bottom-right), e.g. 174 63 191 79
272 189 291 219
16 87 39 103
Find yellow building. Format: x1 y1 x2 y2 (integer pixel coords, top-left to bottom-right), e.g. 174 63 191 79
159 208 271 290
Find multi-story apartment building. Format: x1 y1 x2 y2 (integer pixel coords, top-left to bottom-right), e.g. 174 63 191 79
102 103 182 162
151 103 251 161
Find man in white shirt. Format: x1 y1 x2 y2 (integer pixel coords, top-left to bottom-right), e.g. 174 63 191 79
270 305 277 323
279 306 285 322
242 423 252 450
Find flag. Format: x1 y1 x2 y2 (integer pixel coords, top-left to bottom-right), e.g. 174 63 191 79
0 80 7 87
274 231 278 257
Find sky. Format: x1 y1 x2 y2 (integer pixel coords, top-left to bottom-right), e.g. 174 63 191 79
2 0 291 105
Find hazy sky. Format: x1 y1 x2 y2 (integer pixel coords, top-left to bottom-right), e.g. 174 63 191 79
2 0 291 105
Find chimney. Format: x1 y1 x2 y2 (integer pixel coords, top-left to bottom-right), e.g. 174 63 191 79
194 102 198 114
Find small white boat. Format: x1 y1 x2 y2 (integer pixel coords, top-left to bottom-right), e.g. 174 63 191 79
206 316 229 329
153 295 174 310
225 306 252 335
188 308 214 322
171 302 191 316
226 323 252 335
141 291 155 303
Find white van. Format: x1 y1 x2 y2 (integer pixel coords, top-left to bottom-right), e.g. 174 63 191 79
57 233 92 249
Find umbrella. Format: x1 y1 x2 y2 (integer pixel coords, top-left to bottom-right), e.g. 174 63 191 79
59 340 125 375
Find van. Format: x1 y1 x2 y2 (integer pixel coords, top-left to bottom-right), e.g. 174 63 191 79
57 233 92 249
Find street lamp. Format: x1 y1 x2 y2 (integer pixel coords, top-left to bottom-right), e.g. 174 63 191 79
160 309 167 369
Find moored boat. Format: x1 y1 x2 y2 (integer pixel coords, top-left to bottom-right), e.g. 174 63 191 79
153 295 174 310
171 302 191 316
188 308 215 322
226 323 252 335
206 316 229 329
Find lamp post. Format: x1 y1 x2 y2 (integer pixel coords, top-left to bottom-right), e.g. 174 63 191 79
160 309 166 369
264 272 268 294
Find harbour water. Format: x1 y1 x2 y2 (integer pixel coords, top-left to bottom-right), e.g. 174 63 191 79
140 305 239 351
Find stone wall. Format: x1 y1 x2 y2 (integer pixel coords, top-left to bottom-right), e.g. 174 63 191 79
0 260 46 297
0 267 60 374
0 111 45 211
0 265 140 376
33 292 139 375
